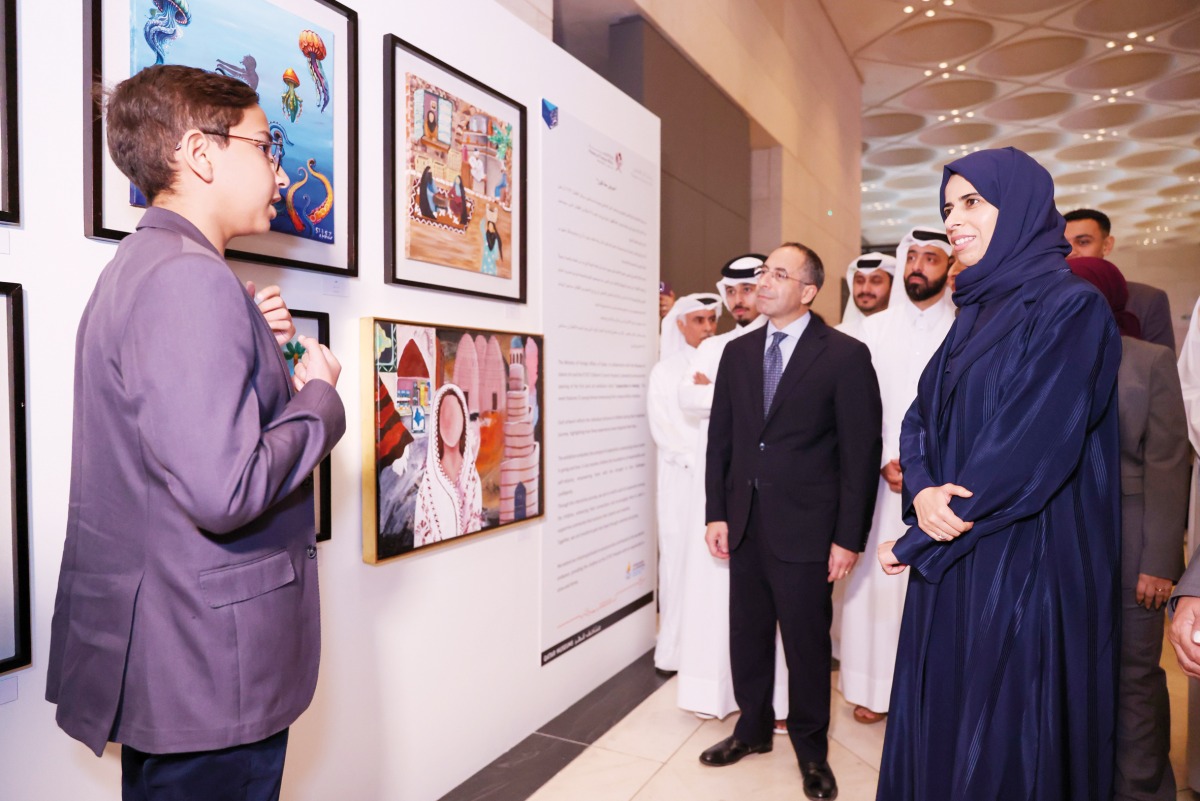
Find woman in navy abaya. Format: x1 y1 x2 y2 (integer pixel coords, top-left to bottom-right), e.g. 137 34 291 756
876 147 1122 801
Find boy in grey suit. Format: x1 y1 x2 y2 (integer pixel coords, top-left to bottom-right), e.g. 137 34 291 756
46 65 345 800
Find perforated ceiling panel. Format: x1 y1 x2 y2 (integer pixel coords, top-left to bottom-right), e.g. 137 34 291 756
820 0 1200 247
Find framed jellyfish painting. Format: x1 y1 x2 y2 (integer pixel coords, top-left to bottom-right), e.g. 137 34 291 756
285 309 333 542
361 317 544 563
383 35 527 304
0 0 18 226
84 0 359 276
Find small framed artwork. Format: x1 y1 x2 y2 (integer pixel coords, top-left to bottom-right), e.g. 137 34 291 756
1 283 29 675
383 35 527 303
0 0 19 225
84 0 359 275
361 317 544 563
284 309 332 542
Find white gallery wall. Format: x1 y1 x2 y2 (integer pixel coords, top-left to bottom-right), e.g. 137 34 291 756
0 0 660 799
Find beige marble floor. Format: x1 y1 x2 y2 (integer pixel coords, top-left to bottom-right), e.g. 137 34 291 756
530 646 1199 801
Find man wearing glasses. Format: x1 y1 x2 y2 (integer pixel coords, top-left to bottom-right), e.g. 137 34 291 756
699 243 882 800
47 65 345 800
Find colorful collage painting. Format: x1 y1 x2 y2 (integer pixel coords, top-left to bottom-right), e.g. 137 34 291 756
404 74 515 277
363 319 543 562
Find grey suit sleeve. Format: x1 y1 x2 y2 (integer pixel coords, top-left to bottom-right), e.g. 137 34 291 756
122 257 346 535
1139 286 1175 354
1140 346 1192 581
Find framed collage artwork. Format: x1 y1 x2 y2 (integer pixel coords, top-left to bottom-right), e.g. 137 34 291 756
383 35 527 303
84 0 359 275
362 318 543 562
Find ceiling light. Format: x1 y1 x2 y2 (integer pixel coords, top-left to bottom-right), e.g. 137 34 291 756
943 0 953 5
1127 32 1138 39
1106 41 1116 48
956 65 966 72
1084 133 1091 139
925 9 936 17
1099 129 1106 134
953 116 961 123
951 109 959 115
1123 44 1133 51
1107 97 1116 103
924 69 934 76
937 115 946 121
904 5 914 12
965 111 974 118
941 72 950 78
1093 94 1102 101
1125 90 1134 96
939 62 948 69
947 148 955 154
1096 135 1104 141
1110 88 1119 94
1146 35 1156 43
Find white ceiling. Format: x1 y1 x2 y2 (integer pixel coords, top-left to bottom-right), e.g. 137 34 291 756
819 0 1200 248
553 0 1200 250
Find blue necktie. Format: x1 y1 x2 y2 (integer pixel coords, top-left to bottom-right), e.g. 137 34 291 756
763 331 786 417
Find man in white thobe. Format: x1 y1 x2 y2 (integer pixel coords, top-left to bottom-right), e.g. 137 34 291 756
648 293 721 672
835 252 895 340
675 254 789 728
838 227 955 724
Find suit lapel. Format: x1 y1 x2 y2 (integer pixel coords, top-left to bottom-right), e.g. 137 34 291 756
762 316 827 428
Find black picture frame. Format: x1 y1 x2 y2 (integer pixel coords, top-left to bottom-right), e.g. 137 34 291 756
0 0 19 225
83 0 359 276
383 34 527 303
288 309 332 542
0 283 30 675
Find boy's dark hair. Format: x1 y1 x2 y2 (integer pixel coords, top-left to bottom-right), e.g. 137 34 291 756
103 65 259 202
1062 208 1112 237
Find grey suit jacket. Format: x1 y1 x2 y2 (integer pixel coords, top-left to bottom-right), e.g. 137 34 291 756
1127 281 1175 354
46 209 346 755
1118 336 1190 590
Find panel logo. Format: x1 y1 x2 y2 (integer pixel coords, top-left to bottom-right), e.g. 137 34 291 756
542 98 559 129
626 560 646 580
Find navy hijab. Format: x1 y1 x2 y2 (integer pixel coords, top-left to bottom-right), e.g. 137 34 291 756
940 147 1070 365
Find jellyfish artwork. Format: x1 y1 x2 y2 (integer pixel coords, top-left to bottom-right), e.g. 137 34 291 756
284 164 312 235
298 30 330 113
143 0 192 65
281 68 303 124
284 159 334 236
215 54 259 90
269 121 293 166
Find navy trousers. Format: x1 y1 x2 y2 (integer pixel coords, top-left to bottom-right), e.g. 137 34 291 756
121 728 289 801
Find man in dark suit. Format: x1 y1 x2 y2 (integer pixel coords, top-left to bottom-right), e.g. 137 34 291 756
699 242 882 800
1065 208 1175 352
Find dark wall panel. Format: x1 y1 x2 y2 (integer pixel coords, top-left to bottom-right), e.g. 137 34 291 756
606 16 751 299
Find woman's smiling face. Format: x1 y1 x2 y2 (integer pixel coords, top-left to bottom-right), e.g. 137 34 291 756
943 173 999 269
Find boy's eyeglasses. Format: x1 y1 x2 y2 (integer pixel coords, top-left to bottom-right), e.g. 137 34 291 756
177 131 284 171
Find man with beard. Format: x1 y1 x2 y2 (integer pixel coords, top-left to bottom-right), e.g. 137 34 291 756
1065 208 1175 352
676 255 789 727
648 293 721 673
836 253 895 340
838 226 955 726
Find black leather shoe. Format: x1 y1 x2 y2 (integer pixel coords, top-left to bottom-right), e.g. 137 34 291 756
698 735 772 766
799 761 838 799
